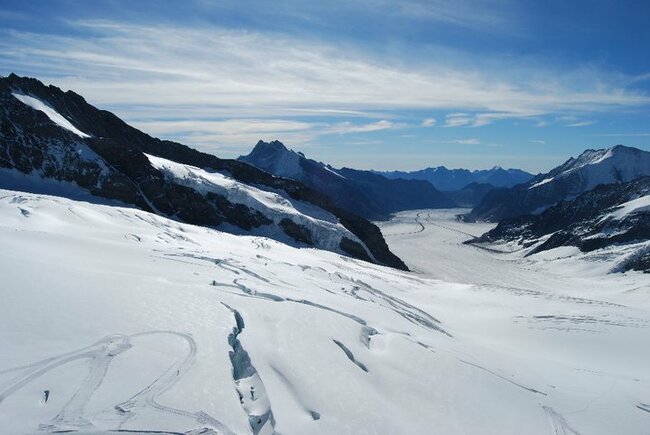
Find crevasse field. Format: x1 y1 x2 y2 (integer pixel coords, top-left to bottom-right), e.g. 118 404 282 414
1 194 649 435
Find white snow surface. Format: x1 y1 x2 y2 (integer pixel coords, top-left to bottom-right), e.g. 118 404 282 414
605 194 650 221
146 153 369 257
1 195 649 434
12 93 91 138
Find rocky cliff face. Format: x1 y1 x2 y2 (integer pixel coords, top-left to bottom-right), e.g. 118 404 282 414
469 177 650 272
239 140 455 219
466 145 650 222
0 74 407 270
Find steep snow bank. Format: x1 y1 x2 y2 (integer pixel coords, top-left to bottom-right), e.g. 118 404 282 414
12 92 90 138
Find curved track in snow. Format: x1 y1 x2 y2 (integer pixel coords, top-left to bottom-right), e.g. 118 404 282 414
0 331 234 434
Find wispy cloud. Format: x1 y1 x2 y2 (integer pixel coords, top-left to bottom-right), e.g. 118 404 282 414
421 117 437 127
443 111 533 127
567 120 596 127
0 19 647 154
529 139 546 144
132 118 405 150
444 113 473 127
429 138 482 145
454 138 481 145
586 132 650 137
2 21 646 115
326 120 404 134
133 119 312 136
380 0 520 34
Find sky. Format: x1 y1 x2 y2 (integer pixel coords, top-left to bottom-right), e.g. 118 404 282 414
1 0 650 173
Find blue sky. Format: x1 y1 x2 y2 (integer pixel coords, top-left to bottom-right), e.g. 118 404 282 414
1 0 650 172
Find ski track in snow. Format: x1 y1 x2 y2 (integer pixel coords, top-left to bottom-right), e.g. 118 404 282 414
0 332 233 434
543 406 581 435
172 247 451 337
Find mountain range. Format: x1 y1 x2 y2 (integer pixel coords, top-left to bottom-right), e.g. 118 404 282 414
239 140 455 219
465 145 650 222
378 166 534 191
0 74 406 270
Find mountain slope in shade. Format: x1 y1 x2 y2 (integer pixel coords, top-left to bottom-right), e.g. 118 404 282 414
379 166 534 191
0 73 405 269
466 145 650 222
238 140 455 219
444 182 497 208
469 177 650 272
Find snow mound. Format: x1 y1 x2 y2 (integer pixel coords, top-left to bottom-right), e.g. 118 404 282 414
12 92 91 138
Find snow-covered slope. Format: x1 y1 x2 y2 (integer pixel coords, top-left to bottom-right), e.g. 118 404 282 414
467 145 650 221
2 191 649 434
146 154 371 256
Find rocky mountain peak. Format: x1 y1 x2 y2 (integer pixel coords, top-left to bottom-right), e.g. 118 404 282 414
253 139 290 153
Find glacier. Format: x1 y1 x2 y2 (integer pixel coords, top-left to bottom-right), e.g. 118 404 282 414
1 194 649 434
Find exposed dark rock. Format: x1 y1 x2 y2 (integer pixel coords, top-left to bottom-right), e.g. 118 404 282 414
339 237 374 264
624 250 650 273
279 218 313 245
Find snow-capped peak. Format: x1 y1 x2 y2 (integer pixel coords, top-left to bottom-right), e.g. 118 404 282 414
529 145 650 191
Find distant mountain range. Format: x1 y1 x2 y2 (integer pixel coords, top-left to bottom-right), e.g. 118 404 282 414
377 166 534 191
469 176 650 272
0 74 406 269
239 140 455 219
465 145 650 222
